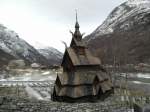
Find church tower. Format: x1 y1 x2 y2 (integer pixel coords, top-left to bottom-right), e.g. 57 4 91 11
51 12 113 102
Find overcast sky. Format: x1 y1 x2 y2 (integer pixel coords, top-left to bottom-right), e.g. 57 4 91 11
0 0 126 52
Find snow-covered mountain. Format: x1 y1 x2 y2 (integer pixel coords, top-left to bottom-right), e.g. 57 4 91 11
0 24 55 66
38 47 63 65
85 0 150 64
86 0 150 41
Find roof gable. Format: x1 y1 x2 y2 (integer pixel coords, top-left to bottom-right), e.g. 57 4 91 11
70 38 86 47
65 48 101 66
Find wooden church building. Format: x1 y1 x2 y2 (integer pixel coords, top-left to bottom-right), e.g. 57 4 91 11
51 13 113 102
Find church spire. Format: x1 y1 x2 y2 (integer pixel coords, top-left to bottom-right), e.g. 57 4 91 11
74 10 81 41
75 9 80 29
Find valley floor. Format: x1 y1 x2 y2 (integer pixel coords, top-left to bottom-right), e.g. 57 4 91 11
0 68 149 111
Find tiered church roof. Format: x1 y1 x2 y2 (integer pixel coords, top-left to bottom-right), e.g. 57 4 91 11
51 12 113 102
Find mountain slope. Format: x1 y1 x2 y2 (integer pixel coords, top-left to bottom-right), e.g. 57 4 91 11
0 24 49 66
85 0 150 65
0 49 16 67
37 47 63 65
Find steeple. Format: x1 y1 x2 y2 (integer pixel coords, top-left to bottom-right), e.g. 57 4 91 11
75 10 80 29
74 10 82 41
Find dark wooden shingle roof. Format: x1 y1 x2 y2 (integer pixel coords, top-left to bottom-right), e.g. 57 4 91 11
65 48 101 66
55 71 112 98
56 70 109 86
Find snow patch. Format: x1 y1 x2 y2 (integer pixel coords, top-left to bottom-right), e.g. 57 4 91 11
133 81 142 84
127 0 150 6
42 71 50 75
136 73 150 79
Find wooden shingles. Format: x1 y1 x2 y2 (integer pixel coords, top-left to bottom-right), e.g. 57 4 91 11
66 48 101 66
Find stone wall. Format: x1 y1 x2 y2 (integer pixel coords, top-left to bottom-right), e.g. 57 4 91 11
0 96 133 112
